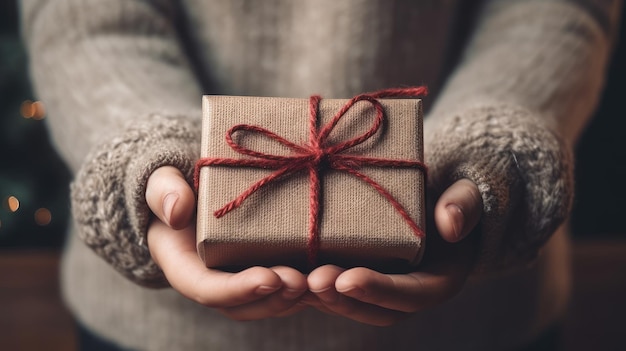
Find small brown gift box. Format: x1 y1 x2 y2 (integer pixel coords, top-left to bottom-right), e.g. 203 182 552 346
196 93 425 272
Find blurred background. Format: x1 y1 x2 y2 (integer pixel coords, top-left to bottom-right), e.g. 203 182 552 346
0 4 71 249
1 1 624 350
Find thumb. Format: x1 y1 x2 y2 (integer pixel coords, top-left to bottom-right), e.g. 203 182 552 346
146 166 196 229
434 179 483 243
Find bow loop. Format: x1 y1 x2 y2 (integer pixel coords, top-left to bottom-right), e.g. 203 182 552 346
226 124 309 161
317 95 386 155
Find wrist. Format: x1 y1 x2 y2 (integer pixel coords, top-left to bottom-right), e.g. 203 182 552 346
425 104 574 273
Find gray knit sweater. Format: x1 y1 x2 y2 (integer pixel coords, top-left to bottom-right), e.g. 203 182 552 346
22 0 621 350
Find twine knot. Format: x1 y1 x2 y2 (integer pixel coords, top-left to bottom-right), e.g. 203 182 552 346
309 147 329 169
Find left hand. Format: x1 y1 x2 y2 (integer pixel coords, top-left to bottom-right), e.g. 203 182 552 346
146 166 309 321
304 179 483 326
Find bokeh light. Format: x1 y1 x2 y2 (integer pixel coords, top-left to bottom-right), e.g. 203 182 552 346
20 100 46 120
19 100 33 118
34 208 52 226
7 196 20 212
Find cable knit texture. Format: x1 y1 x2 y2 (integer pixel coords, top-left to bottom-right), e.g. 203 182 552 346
426 105 574 273
71 114 200 286
21 0 621 349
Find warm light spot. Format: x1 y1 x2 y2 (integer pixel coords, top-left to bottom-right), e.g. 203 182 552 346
20 100 46 120
32 101 46 120
20 100 34 118
7 196 20 212
34 208 52 226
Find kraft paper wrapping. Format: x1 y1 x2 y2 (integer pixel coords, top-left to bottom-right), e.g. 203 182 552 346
197 95 425 272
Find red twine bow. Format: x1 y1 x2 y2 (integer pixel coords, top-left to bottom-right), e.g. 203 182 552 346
194 87 428 267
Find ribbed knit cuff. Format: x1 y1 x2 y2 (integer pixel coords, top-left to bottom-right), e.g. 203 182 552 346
425 104 574 274
71 113 200 287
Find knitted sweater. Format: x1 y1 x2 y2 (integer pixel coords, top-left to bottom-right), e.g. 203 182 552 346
22 0 621 350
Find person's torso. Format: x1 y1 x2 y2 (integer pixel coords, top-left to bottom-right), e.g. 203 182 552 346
179 0 460 98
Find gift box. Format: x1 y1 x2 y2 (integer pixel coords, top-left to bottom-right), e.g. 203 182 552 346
195 89 426 272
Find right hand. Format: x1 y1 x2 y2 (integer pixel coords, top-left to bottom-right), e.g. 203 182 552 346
145 166 309 320
304 179 482 326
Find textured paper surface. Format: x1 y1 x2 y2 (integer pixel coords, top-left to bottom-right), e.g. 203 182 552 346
197 95 425 271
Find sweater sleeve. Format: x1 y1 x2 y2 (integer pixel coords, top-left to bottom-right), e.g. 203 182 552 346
425 0 621 273
21 0 203 287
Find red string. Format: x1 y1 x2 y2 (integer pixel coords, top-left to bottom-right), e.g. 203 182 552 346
194 87 428 267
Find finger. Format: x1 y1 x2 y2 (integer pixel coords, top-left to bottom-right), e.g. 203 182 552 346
334 267 466 313
308 265 346 304
273 302 310 318
250 292 335 318
146 166 196 229
434 178 483 242
300 301 339 318
322 297 407 326
220 291 308 320
299 291 329 310
147 219 282 307
299 292 341 317
219 266 308 321
308 265 406 326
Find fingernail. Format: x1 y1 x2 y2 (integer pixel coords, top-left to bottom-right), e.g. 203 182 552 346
337 287 365 299
255 285 280 295
309 286 332 294
446 204 465 240
162 193 179 226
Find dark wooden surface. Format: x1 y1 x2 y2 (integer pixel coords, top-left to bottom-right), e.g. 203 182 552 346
562 239 626 351
0 250 76 351
1 240 625 350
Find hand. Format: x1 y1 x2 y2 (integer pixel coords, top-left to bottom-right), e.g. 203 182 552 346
145 166 308 320
305 179 482 326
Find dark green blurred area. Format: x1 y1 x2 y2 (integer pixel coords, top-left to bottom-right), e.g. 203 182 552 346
0 1 624 249
1 1 71 247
